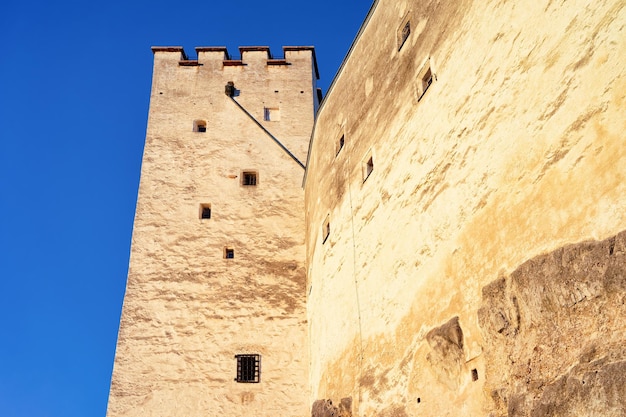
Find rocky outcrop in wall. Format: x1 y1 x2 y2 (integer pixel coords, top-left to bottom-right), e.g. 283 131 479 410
479 231 626 416
311 398 353 417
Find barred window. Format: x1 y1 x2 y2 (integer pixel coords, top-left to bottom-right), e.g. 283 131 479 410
235 354 260 383
242 171 258 186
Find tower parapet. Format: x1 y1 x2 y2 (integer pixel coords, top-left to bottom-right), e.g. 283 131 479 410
151 45 319 78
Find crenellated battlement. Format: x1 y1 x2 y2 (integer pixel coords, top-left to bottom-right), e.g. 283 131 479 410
151 45 319 78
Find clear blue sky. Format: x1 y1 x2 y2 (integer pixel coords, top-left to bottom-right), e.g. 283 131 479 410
0 1 372 415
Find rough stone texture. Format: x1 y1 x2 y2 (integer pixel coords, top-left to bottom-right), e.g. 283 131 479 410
311 398 352 417
107 47 317 417
478 231 626 416
304 0 626 415
426 317 464 391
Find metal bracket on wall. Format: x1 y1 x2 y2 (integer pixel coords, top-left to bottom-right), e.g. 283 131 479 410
226 87 305 170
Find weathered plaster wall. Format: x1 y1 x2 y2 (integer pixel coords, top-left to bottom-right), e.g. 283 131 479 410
107 47 316 417
305 0 626 415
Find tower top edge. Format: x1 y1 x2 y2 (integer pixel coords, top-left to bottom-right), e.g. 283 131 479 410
151 46 318 79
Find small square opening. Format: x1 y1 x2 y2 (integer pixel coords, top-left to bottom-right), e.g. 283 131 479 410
471 368 479 381
200 204 211 219
224 248 234 259
242 171 258 186
194 120 207 132
263 107 280 121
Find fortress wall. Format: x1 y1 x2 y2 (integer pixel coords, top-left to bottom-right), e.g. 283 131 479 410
107 47 316 417
304 0 626 415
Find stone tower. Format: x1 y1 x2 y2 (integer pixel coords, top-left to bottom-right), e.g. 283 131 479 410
107 45 318 417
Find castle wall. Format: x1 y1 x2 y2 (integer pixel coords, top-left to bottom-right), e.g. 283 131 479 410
304 0 626 415
107 46 317 417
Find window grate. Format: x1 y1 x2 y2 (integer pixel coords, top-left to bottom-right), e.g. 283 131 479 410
235 354 260 383
242 172 257 186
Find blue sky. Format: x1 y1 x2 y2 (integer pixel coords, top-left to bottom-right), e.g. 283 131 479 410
0 1 373 415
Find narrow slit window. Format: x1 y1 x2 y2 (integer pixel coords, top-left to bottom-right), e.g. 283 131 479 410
398 21 411 50
242 171 257 186
194 120 207 132
200 204 211 219
235 354 260 383
322 216 330 244
336 134 345 156
471 369 479 381
224 248 234 259
363 155 374 182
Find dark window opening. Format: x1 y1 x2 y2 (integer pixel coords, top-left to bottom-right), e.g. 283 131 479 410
336 135 345 156
194 120 207 132
242 171 257 186
200 204 211 219
235 354 260 383
363 156 374 181
471 368 479 381
225 248 234 259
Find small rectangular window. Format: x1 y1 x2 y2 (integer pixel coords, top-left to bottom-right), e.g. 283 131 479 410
242 171 257 186
417 60 434 101
224 248 234 259
397 13 412 51
398 21 410 50
235 354 260 383
194 120 207 132
263 107 280 121
200 204 211 219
